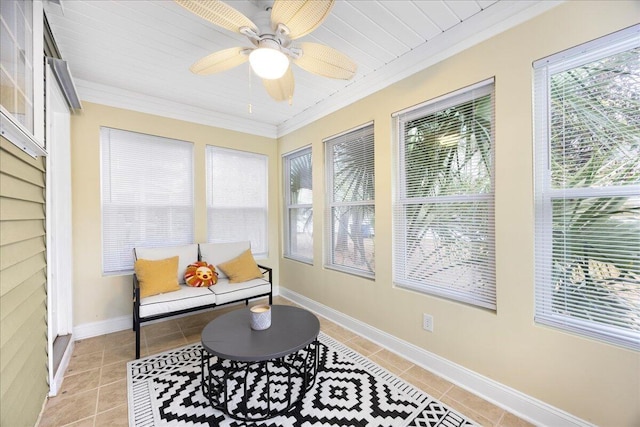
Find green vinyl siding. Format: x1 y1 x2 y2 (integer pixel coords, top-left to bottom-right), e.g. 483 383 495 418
0 136 48 427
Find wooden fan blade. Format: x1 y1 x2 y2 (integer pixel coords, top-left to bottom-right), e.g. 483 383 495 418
175 0 257 34
263 67 295 103
190 47 249 75
271 0 334 40
293 42 356 80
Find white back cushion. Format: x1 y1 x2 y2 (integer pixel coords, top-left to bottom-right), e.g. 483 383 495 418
134 244 198 284
199 241 251 279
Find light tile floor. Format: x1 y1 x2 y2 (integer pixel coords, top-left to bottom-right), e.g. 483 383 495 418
37 296 533 427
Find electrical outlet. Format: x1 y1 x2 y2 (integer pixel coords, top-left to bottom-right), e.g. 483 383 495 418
422 313 434 332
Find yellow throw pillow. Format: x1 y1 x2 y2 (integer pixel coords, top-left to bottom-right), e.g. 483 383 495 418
217 249 263 283
134 256 181 298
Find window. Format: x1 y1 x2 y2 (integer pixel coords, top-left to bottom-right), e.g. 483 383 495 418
393 79 496 309
100 128 194 274
283 147 313 263
206 146 268 257
324 123 375 278
1 0 33 132
1 0 45 157
534 25 640 350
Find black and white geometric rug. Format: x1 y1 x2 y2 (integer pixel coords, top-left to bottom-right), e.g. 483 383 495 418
127 333 476 426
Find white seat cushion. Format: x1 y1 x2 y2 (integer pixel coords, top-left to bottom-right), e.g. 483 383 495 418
139 285 216 318
209 278 271 305
135 244 198 284
199 241 251 279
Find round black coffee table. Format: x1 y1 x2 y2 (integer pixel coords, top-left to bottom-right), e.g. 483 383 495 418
200 305 321 421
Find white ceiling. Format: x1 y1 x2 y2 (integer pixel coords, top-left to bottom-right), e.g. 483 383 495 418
44 0 560 138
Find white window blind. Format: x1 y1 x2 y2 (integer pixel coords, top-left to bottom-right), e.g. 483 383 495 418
100 128 194 274
325 123 375 278
393 79 496 309
283 147 313 263
206 146 268 257
534 25 640 350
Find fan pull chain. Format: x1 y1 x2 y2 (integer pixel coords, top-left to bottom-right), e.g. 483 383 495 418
248 63 253 114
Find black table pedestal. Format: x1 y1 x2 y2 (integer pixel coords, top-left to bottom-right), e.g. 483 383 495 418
199 305 322 421
200 340 319 421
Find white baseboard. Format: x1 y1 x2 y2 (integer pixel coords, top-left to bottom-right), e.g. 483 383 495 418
73 315 133 340
72 290 280 340
279 287 592 427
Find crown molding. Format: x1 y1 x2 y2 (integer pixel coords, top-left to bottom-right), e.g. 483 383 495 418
74 79 279 138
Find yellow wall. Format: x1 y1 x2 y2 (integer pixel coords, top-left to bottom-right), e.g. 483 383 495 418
70 103 279 326
277 2 640 425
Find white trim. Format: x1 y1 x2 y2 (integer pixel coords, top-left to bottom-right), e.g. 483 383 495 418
279 287 594 427
283 146 313 263
75 79 278 138
282 255 313 265
321 121 375 143
0 108 47 157
33 1 45 144
46 61 75 397
73 315 133 340
533 24 639 70
281 144 312 158
48 341 74 397
391 78 494 118
70 291 281 340
48 58 82 111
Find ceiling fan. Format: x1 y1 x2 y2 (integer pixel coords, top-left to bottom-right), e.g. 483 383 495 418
175 0 357 103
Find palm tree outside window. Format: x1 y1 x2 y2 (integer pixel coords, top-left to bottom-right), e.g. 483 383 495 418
284 147 313 263
534 25 640 350
393 79 496 310
325 123 375 278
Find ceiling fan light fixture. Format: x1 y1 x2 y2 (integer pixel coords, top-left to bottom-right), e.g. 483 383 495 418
249 47 289 79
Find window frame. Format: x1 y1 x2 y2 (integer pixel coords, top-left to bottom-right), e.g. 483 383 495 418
324 122 375 279
0 0 45 157
205 145 269 258
393 79 496 310
283 146 313 264
533 25 640 350
100 127 195 275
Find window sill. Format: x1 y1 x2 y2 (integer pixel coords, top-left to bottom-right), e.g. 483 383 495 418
0 108 47 158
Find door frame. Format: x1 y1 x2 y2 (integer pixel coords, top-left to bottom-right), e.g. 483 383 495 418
46 63 74 396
